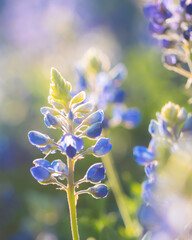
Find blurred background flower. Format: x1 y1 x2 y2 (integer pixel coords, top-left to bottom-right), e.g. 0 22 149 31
0 0 190 239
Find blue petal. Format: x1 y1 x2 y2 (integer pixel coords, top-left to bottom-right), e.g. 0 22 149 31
180 0 186 8
186 4 192 15
89 184 108 198
66 145 77 158
133 146 154 165
30 166 51 182
85 110 104 125
33 159 52 168
76 67 87 90
145 163 156 179
142 180 156 204
51 160 68 176
143 5 157 19
72 135 84 152
148 120 159 135
86 163 105 182
138 204 162 230
111 63 127 83
86 122 103 138
28 131 51 146
122 109 142 128
164 54 177 66
38 144 55 154
59 134 84 155
182 114 192 132
160 39 172 48
93 138 112 156
45 113 59 126
112 88 126 103
149 22 165 34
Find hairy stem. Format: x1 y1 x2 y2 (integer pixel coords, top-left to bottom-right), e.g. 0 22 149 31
67 158 80 240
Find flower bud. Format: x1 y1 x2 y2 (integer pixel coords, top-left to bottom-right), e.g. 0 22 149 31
44 113 59 128
161 102 187 125
28 131 51 146
86 122 103 139
86 163 105 183
88 184 108 199
84 110 104 125
93 138 112 157
30 166 52 184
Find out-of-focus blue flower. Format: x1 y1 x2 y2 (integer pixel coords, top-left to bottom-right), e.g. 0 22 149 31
88 184 108 199
138 204 162 231
133 146 154 166
112 106 141 128
143 0 192 85
92 138 112 157
75 49 141 130
134 102 192 239
122 108 142 128
86 163 106 183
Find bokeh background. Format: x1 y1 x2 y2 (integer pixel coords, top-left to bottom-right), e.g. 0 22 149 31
0 0 189 239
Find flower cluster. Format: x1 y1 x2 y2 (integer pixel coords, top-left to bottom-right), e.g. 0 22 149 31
75 48 141 129
134 102 192 239
28 68 112 199
143 0 192 88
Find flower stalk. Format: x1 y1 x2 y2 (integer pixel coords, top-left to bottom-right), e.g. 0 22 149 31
28 68 111 240
67 157 80 240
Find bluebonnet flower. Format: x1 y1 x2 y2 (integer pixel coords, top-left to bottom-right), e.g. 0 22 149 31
143 0 192 89
134 102 192 239
88 184 108 199
29 67 111 189
28 68 112 239
75 48 141 129
86 163 105 183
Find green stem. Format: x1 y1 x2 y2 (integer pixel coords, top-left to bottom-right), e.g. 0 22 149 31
102 152 134 233
67 158 80 240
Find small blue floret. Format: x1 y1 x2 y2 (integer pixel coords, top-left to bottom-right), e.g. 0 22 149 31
93 138 112 156
133 146 154 165
28 131 51 146
88 184 108 199
59 134 84 158
45 113 59 127
33 159 52 168
86 163 105 183
122 108 142 128
30 166 51 182
86 122 103 138
85 110 104 125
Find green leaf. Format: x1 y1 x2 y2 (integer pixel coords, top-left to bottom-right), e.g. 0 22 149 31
49 68 72 111
70 91 86 106
99 226 120 240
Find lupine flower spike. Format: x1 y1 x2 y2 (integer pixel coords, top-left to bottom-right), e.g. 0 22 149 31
134 102 192 239
28 68 112 240
143 0 192 96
